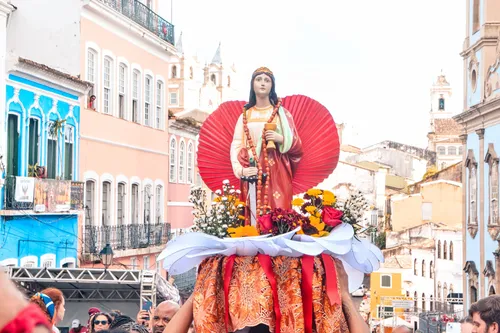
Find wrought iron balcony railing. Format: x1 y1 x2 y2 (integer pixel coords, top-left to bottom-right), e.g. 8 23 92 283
83 223 171 254
97 0 175 45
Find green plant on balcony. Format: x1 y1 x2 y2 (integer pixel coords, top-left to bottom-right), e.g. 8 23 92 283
28 162 39 177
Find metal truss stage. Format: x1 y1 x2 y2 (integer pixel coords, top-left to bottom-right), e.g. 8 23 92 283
6 267 180 305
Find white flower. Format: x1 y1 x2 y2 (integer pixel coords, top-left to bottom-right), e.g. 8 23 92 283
215 189 222 195
222 197 228 201
229 189 235 194
223 180 230 184
236 189 241 194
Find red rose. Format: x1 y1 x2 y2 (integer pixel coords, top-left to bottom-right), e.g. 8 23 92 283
258 214 273 232
321 207 343 228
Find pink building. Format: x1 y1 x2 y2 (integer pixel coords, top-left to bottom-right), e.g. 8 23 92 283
79 0 176 274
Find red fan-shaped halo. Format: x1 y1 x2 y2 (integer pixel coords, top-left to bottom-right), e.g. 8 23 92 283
197 95 340 194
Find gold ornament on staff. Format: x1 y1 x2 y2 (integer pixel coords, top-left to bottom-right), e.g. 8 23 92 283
264 123 278 151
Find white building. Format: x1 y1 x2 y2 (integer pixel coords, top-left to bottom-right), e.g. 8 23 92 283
385 223 464 313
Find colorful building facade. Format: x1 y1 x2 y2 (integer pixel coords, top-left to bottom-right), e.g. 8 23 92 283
454 0 500 313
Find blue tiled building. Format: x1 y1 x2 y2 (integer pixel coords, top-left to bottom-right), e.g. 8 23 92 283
454 0 500 312
0 58 90 268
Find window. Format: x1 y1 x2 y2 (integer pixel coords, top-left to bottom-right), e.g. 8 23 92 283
422 260 426 277
131 184 139 224
486 144 499 227
179 141 185 182
41 255 55 268
422 202 432 221
377 306 394 319
438 240 441 259
47 121 57 179
156 81 163 129
103 57 112 114
144 185 152 224
6 114 19 177
414 291 418 309
132 70 140 123
187 143 194 183
102 181 111 225
145 75 152 126
414 259 418 275
87 49 98 101
227 75 231 87
85 180 95 225
438 282 442 301
156 185 162 223
430 295 434 311
117 182 125 226
143 255 150 270
119 63 127 119
28 118 39 169
438 97 445 110
471 286 478 303
468 152 478 227
450 242 454 260
381 274 392 288
131 257 138 270
210 74 216 85
64 126 74 180
422 293 426 310
169 92 178 105
169 138 177 182
448 146 457 155
171 65 177 78
443 240 448 259
437 146 446 155
443 283 448 301
430 261 434 278
473 0 480 32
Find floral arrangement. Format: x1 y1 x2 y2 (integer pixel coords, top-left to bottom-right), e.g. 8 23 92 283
189 181 371 239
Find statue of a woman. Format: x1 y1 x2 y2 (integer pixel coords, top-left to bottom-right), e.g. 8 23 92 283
230 67 303 219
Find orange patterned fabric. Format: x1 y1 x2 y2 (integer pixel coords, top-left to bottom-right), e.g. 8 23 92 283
193 255 349 333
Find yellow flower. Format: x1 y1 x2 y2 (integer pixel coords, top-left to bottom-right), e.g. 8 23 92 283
305 206 317 214
227 225 260 238
238 215 246 220
307 188 323 197
311 230 330 238
323 191 336 205
309 216 325 231
292 197 305 206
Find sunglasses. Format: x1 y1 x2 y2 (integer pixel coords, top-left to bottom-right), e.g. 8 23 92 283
94 320 108 326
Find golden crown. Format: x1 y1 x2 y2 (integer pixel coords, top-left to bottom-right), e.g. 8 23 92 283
253 67 274 76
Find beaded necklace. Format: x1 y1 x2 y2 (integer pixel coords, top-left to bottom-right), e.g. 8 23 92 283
242 98 282 220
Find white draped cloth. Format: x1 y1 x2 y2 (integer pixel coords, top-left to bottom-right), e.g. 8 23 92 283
158 223 384 292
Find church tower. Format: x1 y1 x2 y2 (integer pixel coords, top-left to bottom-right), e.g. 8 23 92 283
427 73 462 170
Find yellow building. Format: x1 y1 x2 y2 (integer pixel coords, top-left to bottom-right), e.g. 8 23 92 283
391 180 462 232
370 271 405 319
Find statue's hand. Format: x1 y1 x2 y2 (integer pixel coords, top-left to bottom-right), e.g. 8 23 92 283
265 130 284 144
242 167 258 177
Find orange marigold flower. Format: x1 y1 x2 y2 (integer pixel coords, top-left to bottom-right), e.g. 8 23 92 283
227 225 260 238
306 188 323 197
292 197 305 206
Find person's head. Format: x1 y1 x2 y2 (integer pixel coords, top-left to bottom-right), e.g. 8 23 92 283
461 316 474 333
29 288 65 325
469 295 500 333
72 319 83 331
92 313 112 332
392 325 411 333
245 67 278 110
152 300 180 333
89 307 101 317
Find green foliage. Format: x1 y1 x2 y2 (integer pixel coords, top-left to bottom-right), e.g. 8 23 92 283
375 232 386 249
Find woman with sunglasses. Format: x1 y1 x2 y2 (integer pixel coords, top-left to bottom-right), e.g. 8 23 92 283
90 313 112 332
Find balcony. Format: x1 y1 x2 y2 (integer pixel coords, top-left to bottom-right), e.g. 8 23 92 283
3 176 84 212
97 0 175 45
83 223 171 254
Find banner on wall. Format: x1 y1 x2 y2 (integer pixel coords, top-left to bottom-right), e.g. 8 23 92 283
70 182 84 210
14 177 35 202
33 179 71 213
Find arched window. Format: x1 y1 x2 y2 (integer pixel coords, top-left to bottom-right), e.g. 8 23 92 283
132 69 141 123
422 260 426 277
118 63 127 119
102 181 111 226
156 80 164 129
227 75 231 87
438 97 445 110
430 261 434 278
87 48 98 105
443 283 448 301
437 282 442 301
430 295 434 311
450 242 454 260
85 180 95 226
422 293 426 311
448 146 457 155
210 74 216 85
414 291 418 310
117 182 126 226
171 65 177 78
187 142 194 183
438 146 446 155
443 240 448 259
131 183 139 224
169 138 176 182
144 185 152 224
103 56 113 114
471 286 478 303
155 185 163 223
144 74 153 126
414 258 418 275
438 240 441 259
179 141 186 183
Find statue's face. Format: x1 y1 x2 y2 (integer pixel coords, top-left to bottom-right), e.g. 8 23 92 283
253 73 273 98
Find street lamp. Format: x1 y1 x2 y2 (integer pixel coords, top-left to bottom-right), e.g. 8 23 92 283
100 244 114 271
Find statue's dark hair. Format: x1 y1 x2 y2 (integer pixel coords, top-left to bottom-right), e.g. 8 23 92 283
244 72 278 110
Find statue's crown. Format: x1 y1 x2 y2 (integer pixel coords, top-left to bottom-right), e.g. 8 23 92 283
253 67 273 76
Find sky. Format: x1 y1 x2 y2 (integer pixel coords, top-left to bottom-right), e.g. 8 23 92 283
159 0 466 149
